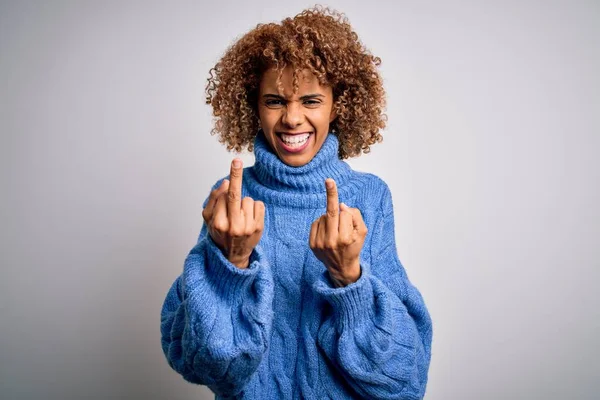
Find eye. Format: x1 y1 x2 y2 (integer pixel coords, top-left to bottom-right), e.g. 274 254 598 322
265 99 284 107
303 99 321 106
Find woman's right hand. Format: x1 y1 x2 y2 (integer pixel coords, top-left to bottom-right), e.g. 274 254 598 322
202 159 265 269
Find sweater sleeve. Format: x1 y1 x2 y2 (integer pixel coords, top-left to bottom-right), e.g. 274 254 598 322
312 184 432 400
160 192 274 397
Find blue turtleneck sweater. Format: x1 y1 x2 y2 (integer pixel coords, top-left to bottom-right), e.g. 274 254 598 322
160 132 432 399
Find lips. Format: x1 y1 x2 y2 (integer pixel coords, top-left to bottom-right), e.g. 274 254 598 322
276 131 313 153
280 132 310 143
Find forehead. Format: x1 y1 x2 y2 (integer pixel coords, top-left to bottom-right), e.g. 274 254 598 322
259 67 327 96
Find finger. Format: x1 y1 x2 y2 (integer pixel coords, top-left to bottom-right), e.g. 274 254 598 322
254 201 265 230
211 192 229 233
309 218 319 249
202 180 229 223
242 197 254 232
348 207 367 235
228 159 243 219
340 202 355 225
339 203 354 244
325 179 339 217
319 215 332 248
325 178 339 238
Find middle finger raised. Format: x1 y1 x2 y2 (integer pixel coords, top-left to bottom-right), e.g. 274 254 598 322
325 178 339 238
228 159 244 220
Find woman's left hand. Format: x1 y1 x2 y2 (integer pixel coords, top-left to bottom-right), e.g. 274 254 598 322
309 178 368 287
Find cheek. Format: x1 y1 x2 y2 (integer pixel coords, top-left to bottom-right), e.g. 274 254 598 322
314 111 333 129
258 109 280 129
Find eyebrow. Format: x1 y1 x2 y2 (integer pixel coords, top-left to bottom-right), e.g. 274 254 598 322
262 93 325 100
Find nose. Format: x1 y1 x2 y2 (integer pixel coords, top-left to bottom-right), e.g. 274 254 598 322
281 101 304 127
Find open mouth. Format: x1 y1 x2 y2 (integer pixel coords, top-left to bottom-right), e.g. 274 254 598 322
276 132 313 152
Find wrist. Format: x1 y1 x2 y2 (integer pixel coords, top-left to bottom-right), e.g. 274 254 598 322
225 246 252 269
328 263 361 287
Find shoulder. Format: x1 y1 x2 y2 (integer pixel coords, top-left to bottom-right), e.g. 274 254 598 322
351 171 392 199
348 171 394 215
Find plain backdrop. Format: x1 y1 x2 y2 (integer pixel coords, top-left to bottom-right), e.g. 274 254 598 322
1 1 598 399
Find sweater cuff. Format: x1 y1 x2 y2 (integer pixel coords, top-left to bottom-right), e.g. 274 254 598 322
313 267 375 329
204 235 264 301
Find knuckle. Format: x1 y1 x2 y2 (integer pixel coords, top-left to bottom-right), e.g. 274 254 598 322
228 225 243 237
324 239 337 249
227 191 241 202
212 220 227 232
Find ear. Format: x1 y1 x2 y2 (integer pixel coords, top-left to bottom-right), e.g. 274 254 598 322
329 107 337 123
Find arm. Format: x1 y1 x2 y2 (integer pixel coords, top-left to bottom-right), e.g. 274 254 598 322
313 184 432 399
160 182 274 397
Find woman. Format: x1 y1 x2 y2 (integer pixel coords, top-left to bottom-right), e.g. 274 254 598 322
161 7 432 399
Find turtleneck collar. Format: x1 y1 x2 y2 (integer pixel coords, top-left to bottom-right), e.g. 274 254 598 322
247 130 363 208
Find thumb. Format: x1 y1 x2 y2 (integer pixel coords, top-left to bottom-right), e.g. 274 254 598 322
341 203 361 229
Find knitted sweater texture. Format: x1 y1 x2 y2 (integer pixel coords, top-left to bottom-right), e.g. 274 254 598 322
161 132 433 399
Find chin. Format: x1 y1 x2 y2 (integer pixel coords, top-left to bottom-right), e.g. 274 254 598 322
279 154 311 167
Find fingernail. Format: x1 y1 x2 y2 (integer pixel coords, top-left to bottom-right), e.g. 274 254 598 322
233 159 242 168
326 179 333 189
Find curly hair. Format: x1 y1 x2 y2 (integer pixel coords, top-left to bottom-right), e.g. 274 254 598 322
205 6 386 159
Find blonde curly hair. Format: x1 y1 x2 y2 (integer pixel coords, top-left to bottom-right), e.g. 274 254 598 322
205 6 386 159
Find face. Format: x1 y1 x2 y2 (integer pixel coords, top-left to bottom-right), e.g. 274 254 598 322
257 66 336 167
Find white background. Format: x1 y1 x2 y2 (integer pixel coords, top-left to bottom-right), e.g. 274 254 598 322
1 1 598 399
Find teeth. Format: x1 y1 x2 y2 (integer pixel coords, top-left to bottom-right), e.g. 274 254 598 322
280 133 310 147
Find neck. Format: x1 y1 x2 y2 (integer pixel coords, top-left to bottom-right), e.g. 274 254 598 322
247 130 356 208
